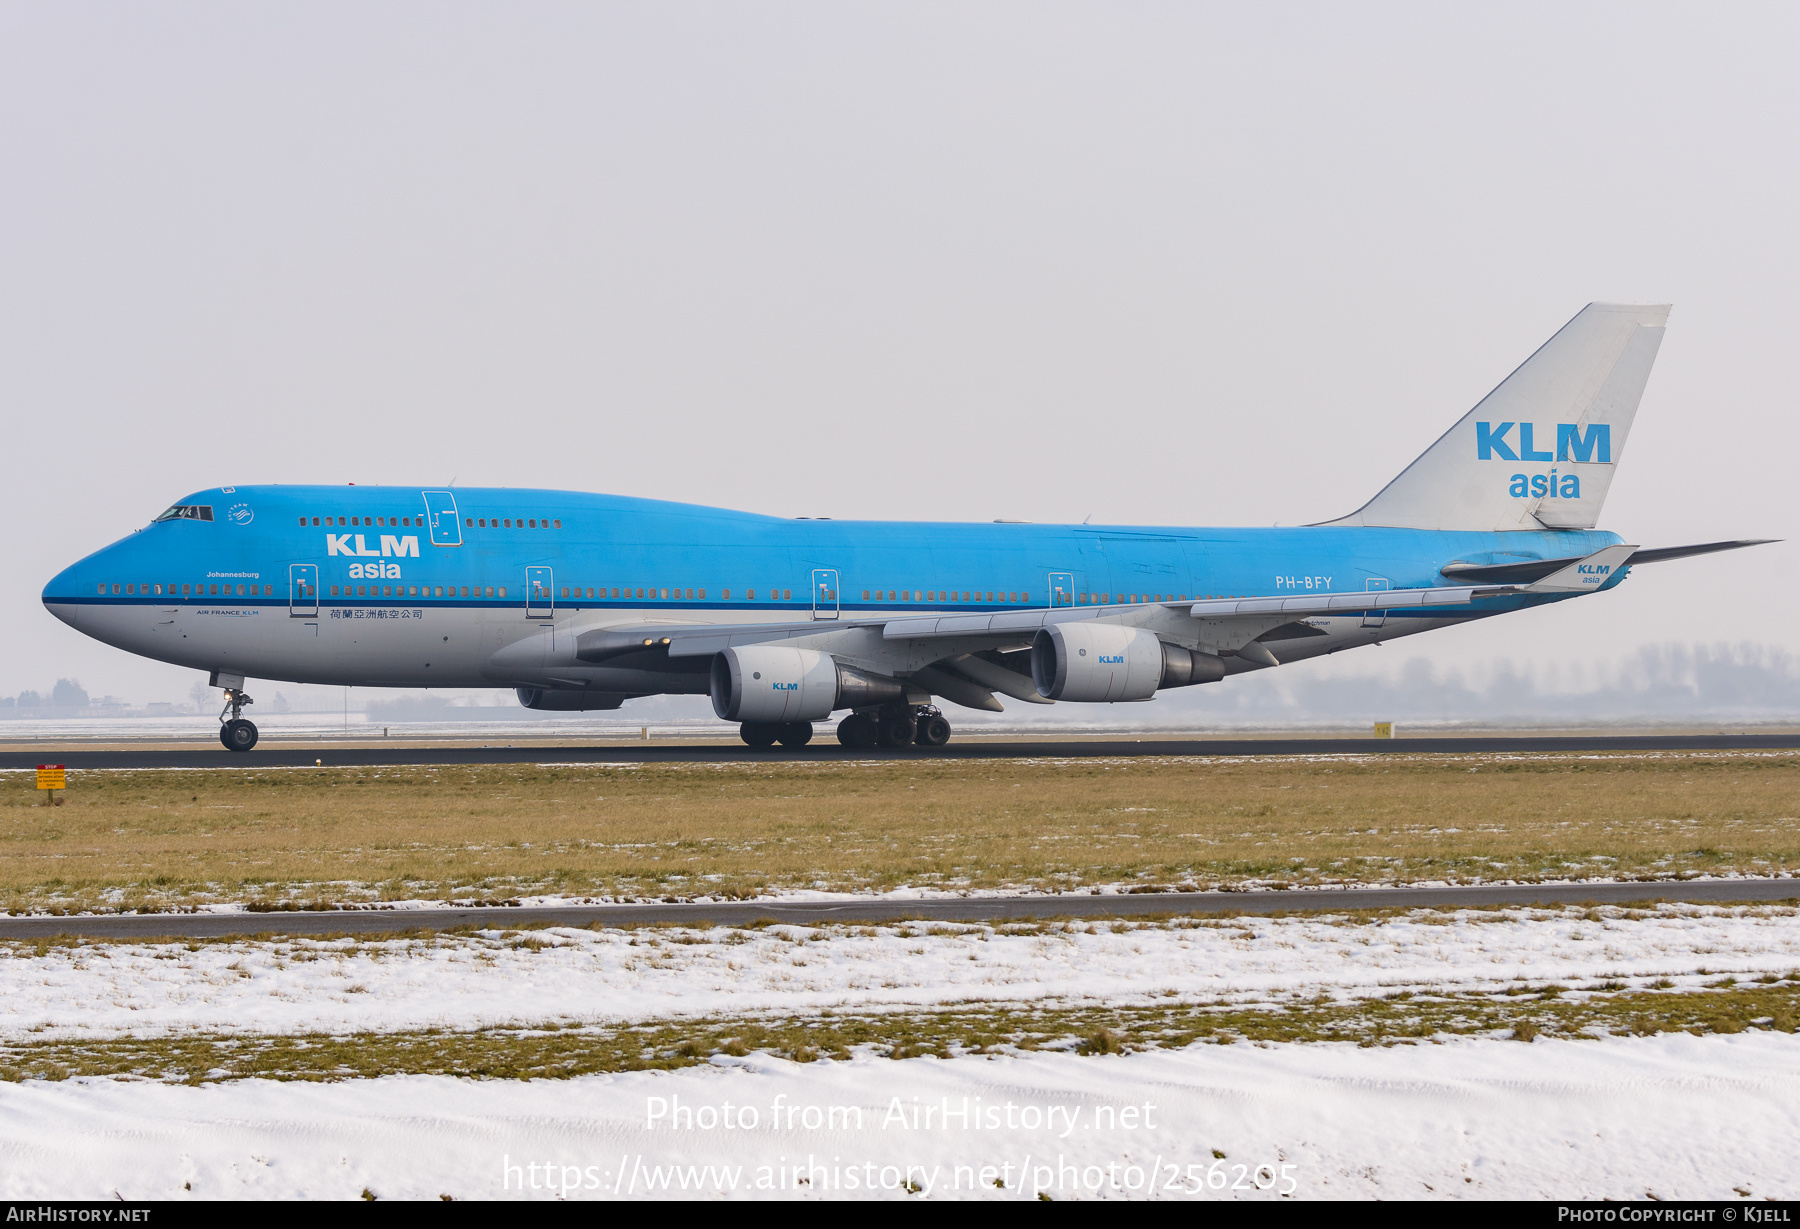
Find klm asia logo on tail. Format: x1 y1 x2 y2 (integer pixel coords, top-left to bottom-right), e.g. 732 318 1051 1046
1477 422 1611 501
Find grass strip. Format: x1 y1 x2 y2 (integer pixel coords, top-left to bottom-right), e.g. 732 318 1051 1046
4 979 1795 1085
4 752 1799 913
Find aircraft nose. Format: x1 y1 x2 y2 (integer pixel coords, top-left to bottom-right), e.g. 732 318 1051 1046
42 559 90 629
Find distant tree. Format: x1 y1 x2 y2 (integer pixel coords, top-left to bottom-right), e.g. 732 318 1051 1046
51 679 90 709
190 680 213 712
0 695 12 711
17 690 46 709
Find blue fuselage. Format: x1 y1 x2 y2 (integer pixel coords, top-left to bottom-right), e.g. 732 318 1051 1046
42 485 1625 692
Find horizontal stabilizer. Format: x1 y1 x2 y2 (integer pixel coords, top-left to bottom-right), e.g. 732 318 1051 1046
1440 538 1777 584
1627 539 1780 565
1524 544 1637 593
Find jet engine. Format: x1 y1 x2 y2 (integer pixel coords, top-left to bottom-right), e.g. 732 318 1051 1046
1031 625 1225 702
709 646 905 722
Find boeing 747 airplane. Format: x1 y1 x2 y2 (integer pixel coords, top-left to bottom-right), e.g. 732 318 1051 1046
42 304 1770 751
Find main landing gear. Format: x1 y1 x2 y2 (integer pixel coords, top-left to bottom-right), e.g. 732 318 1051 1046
835 704 951 750
738 705 955 751
739 721 815 748
218 688 258 752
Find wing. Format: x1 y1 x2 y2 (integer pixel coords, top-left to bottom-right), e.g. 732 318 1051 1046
490 547 1638 710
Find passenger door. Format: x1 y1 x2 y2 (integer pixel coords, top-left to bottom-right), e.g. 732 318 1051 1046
289 563 318 618
1048 571 1075 608
526 566 554 620
421 491 463 547
1362 577 1390 628
811 568 839 620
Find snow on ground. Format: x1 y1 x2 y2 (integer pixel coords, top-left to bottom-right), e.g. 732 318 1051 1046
1 1033 1796 1200
3 905 1797 1040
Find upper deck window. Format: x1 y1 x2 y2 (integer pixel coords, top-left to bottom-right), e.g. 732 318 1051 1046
153 505 213 523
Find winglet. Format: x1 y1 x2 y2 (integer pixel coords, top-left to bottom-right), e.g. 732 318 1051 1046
1524 544 1638 593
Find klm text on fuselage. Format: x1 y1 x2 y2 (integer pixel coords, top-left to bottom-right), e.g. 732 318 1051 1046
326 534 418 581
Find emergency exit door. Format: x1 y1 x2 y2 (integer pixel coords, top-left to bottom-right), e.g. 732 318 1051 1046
526 566 554 619
811 569 839 620
289 563 318 617
421 491 462 546
1048 571 1075 608
1362 577 1390 629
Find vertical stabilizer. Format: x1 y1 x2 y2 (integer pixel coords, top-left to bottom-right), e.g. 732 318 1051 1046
1323 303 1669 531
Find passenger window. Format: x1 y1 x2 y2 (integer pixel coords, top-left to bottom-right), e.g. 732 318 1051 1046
721 588 730 599
498 586 506 597
686 588 694 599
862 590 870 600
297 517 306 527
554 520 561 529
126 583 135 594
783 589 791 600
747 589 755 600
528 519 536 529
465 518 473 527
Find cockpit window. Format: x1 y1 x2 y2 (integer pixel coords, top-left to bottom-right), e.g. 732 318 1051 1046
153 505 214 523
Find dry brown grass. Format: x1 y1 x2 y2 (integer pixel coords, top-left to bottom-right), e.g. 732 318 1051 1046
3 973 1796 1084
2 751 1797 912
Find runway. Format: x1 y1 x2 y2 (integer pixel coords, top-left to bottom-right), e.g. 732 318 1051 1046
3 877 1794 940
3 732 1797 771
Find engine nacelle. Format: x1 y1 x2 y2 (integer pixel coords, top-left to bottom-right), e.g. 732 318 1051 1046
709 646 905 722
515 687 627 711
1031 625 1226 702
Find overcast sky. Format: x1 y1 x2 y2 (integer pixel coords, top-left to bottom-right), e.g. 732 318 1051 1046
3 2 1795 703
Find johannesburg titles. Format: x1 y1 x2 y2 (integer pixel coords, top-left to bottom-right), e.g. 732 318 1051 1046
42 304 1771 751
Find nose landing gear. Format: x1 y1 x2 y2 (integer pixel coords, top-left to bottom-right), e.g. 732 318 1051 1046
218 688 258 752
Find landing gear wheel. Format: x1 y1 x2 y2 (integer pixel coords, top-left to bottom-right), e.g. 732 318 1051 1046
877 713 917 748
776 722 814 747
221 718 259 752
914 714 952 747
217 686 257 752
837 712 879 749
739 722 779 748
